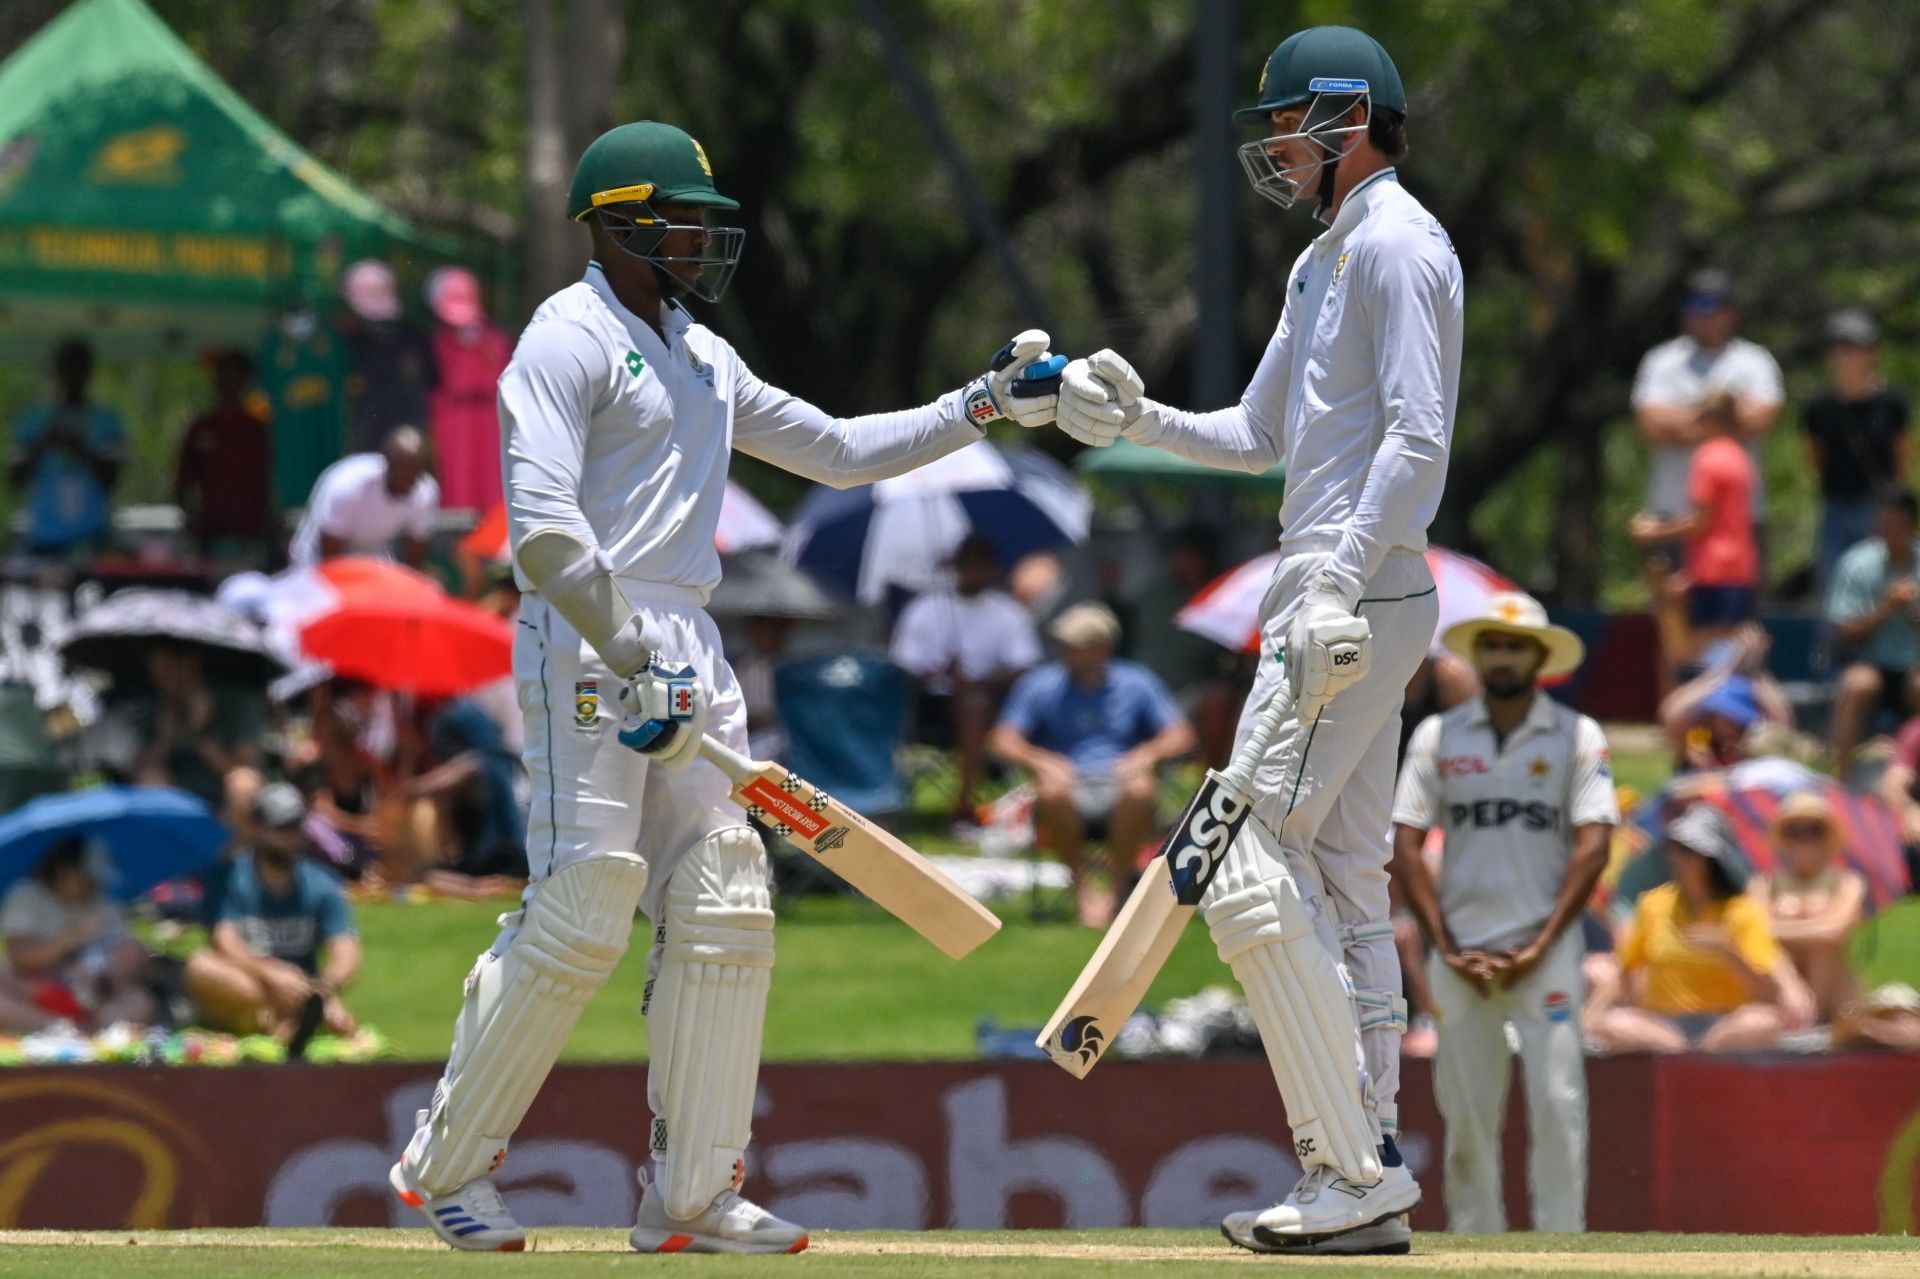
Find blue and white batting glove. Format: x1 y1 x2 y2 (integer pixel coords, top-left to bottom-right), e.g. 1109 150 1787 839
616 659 709 771
964 329 1067 430
1056 349 1146 447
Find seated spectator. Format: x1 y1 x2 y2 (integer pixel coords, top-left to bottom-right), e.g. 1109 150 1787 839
1827 490 1920 777
1589 806 1792 1053
1 837 156 1030
1877 711 1920 882
175 349 274 561
128 642 265 828
291 679 408 881
891 533 1041 836
1749 791 1866 1026
1657 622 1793 774
184 784 360 1054
1631 391 1759 658
6 337 126 558
989 604 1197 926
287 425 439 567
407 695 528 897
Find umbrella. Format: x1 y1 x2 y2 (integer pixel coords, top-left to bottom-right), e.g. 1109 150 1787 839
1694 778 1909 911
1073 435 1288 491
1176 546 1523 658
299 593 513 697
457 482 784 566
708 550 840 620
59 588 287 688
0 786 227 905
782 442 1091 603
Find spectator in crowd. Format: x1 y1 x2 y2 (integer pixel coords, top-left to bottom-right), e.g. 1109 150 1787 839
1805 309 1910 594
1118 524 1242 767
259 296 348 511
128 641 266 828
175 349 274 560
1878 709 1920 884
338 259 438 455
989 603 1196 926
184 784 360 1054
290 678 410 881
734 615 796 763
1749 790 1865 1027
407 695 529 897
892 533 1041 836
1391 593 1615 1234
1826 490 1920 776
287 426 440 568
1630 391 1759 655
1589 805 1793 1053
424 266 512 515
6 338 125 557
1630 267 1783 581
1657 622 1793 775
1 837 156 1030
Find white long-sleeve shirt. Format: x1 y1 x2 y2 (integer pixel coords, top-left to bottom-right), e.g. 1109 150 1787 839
1128 168 1463 605
498 261 986 598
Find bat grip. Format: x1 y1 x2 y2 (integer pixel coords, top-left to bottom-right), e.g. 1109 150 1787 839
696 735 756 785
1221 675 1294 794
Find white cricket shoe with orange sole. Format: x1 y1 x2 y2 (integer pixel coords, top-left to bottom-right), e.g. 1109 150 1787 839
628 1167 808 1254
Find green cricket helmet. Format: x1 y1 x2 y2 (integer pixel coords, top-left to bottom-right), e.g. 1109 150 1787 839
1236 26 1406 215
569 121 745 303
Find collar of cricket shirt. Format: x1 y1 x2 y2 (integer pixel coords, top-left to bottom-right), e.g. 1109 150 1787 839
585 259 693 354
1467 688 1556 742
1317 166 1399 248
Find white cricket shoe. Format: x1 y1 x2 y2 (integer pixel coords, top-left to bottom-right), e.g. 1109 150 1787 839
1224 1210 1412 1256
628 1167 809 1254
389 1158 526 1252
1221 1162 1421 1247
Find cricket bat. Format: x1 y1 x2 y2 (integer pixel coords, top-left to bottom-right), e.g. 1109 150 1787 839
1035 677 1296 1076
698 736 1001 960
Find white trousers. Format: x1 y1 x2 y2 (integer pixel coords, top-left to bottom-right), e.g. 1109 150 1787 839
1235 546 1438 1137
1428 927 1588 1233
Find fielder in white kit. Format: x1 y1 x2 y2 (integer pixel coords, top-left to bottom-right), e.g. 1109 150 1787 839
1391 594 1617 1233
1056 26 1460 1254
388 120 1063 1253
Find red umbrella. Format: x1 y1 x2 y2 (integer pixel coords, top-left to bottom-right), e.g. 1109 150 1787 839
298 593 513 697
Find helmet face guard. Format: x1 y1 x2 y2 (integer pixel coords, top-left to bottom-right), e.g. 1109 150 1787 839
595 201 745 304
1237 77 1371 215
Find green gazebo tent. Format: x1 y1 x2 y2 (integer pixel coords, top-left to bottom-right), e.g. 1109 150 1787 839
1073 435 1288 491
0 0 451 355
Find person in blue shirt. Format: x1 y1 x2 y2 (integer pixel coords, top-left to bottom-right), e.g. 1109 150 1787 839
7 339 125 555
991 602 1197 926
183 783 361 1056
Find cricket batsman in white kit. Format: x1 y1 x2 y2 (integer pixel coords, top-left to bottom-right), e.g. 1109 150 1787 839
1056 26 1460 1253
1392 594 1616 1233
388 121 1062 1253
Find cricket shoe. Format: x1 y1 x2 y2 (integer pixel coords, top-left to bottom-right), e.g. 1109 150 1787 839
629 1167 809 1254
389 1157 525 1251
1224 1210 1412 1256
1221 1162 1421 1246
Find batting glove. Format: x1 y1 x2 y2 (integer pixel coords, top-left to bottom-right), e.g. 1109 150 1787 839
1056 349 1145 447
964 329 1066 430
617 658 708 770
1286 585 1371 725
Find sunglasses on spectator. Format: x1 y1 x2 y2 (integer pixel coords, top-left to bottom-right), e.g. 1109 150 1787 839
1781 821 1829 839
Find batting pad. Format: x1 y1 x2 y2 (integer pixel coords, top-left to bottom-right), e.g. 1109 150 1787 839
409 852 648 1194
647 825 775 1220
1203 826 1381 1184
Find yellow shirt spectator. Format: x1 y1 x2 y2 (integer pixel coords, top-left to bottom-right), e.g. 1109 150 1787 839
1618 882 1780 1015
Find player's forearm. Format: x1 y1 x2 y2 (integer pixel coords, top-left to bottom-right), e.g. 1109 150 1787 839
1123 401 1285 474
733 389 983 489
1529 823 1611 953
1636 405 1699 445
1389 824 1456 953
1319 427 1448 606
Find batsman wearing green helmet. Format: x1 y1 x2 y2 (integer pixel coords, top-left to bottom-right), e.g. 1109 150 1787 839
1057 26 1462 1255
389 121 1064 1254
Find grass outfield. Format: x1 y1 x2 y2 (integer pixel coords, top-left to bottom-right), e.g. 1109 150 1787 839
0 1230 1915 1278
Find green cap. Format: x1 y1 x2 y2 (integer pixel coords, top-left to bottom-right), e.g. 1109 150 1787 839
1236 26 1407 125
568 121 739 221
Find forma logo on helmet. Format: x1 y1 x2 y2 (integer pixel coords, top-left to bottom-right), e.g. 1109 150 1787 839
1236 25 1408 221
567 121 747 304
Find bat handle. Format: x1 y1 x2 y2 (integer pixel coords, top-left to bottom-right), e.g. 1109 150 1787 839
696 734 757 785
1221 674 1294 794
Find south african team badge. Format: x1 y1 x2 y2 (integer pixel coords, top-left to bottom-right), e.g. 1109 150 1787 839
574 679 600 731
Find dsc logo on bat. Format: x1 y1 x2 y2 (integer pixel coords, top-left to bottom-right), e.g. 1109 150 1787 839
1164 774 1252 906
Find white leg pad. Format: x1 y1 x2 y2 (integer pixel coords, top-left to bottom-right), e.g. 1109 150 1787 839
409 852 648 1194
646 825 775 1221
1203 829 1380 1184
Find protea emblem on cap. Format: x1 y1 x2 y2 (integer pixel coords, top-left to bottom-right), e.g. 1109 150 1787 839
692 138 713 177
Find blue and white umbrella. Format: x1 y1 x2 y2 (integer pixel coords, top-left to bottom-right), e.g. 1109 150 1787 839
781 442 1091 603
0 786 228 904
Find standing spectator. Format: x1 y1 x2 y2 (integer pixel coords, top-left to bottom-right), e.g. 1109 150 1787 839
425 266 512 515
1826 491 1920 776
259 299 349 511
339 259 438 455
127 641 266 828
6 338 125 556
990 604 1196 926
1391 594 1616 1234
175 350 274 560
1805 309 1910 594
1 837 156 1030
1589 806 1793 1053
891 533 1041 835
288 426 440 567
1631 268 1783 580
1750 790 1866 1027
1630 391 1759 653
183 784 360 1054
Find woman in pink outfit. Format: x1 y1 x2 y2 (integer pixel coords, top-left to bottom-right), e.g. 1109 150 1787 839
425 266 513 513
